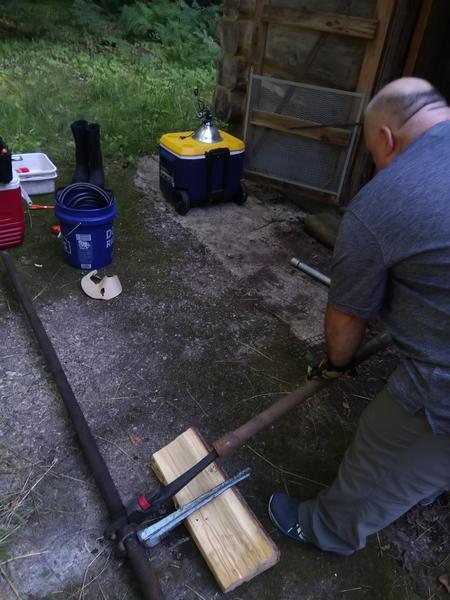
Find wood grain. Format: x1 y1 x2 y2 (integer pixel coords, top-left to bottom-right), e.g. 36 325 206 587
223 0 257 19
219 17 254 56
304 211 342 249
262 5 378 39
214 85 246 122
253 1 269 75
250 109 351 147
356 0 395 94
151 428 279 593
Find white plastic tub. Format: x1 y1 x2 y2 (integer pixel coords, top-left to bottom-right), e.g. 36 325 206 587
12 152 58 195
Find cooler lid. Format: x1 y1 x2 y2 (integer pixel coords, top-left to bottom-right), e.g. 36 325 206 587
0 174 20 191
160 130 245 157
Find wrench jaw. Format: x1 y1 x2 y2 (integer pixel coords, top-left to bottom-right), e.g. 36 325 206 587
137 468 252 548
103 496 168 543
105 449 221 543
140 533 163 548
104 507 166 550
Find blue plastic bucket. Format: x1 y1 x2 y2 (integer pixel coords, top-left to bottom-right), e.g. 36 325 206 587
55 183 117 270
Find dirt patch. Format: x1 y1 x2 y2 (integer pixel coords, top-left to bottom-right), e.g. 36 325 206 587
135 156 331 341
382 495 450 597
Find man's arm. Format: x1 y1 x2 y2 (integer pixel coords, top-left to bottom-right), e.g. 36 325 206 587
307 210 387 380
325 304 367 367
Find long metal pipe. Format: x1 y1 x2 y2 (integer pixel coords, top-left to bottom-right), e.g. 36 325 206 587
0 250 163 600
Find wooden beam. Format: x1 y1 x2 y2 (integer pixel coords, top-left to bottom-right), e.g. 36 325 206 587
261 5 378 40
344 0 422 203
341 0 396 204
214 85 246 123
304 211 342 250
223 0 257 20
252 0 268 74
403 0 434 75
217 53 249 91
250 109 351 147
219 18 254 56
151 428 279 593
356 0 396 94
263 58 303 82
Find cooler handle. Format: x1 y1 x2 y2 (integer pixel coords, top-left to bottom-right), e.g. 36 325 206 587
205 147 230 201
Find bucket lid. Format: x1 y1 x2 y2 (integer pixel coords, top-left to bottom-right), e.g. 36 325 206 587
81 270 122 300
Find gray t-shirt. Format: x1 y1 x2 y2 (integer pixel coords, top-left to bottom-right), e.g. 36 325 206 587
329 120 450 435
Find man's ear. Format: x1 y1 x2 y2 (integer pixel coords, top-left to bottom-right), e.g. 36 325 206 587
380 125 395 154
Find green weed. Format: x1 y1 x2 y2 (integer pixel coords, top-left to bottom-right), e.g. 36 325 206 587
120 0 221 67
0 0 219 163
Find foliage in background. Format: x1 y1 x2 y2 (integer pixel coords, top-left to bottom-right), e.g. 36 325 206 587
0 0 221 163
71 0 221 67
120 1 221 67
120 0 220 40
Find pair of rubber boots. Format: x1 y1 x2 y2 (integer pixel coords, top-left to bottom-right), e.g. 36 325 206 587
71 120 105 188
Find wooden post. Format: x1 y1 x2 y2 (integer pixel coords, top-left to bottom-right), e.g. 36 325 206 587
214 0 257 124
403 0 434 75
252 0 268 75
345 0 422 201
356 0 396 95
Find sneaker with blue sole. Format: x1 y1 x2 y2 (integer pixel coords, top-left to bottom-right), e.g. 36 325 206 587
268 492 309 544
268 492 354 556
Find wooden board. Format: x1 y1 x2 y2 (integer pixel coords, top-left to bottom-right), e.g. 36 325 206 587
151 428 279 593
356 0 395 94
252 0 268 74
262 5 378 39
251 109 351 147
304 210 342 249
403 0 433 76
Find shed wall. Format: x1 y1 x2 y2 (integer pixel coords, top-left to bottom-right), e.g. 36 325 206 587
214 0 380 125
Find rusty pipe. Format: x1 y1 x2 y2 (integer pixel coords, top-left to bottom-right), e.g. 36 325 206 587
0 250 163 600
213 333 391 457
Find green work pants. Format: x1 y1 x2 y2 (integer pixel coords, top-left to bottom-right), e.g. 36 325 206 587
298 387 450 554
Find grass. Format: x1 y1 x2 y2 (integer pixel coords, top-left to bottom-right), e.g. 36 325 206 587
0 0 220 164
0 456 55 566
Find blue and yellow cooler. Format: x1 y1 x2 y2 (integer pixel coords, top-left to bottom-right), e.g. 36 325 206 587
159 120 246 215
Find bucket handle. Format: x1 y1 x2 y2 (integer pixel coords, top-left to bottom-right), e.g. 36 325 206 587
62 222 82 240
11 155 24 162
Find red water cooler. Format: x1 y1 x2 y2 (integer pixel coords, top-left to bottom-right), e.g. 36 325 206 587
0 175 25 249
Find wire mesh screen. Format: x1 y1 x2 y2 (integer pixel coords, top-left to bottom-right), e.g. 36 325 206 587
243 74 365 198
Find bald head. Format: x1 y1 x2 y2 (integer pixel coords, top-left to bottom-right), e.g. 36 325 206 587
364 77 450 170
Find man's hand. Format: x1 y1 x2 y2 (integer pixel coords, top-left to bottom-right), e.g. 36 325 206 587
307 356 357 381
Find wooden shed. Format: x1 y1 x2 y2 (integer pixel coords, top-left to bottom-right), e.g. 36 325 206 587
214 0 448 205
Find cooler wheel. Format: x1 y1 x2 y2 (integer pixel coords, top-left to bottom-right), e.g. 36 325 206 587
175 190 190 215
234 181 248 205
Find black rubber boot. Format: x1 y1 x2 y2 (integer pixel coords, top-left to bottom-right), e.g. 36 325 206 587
87 123 105 188
70 120 90 183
